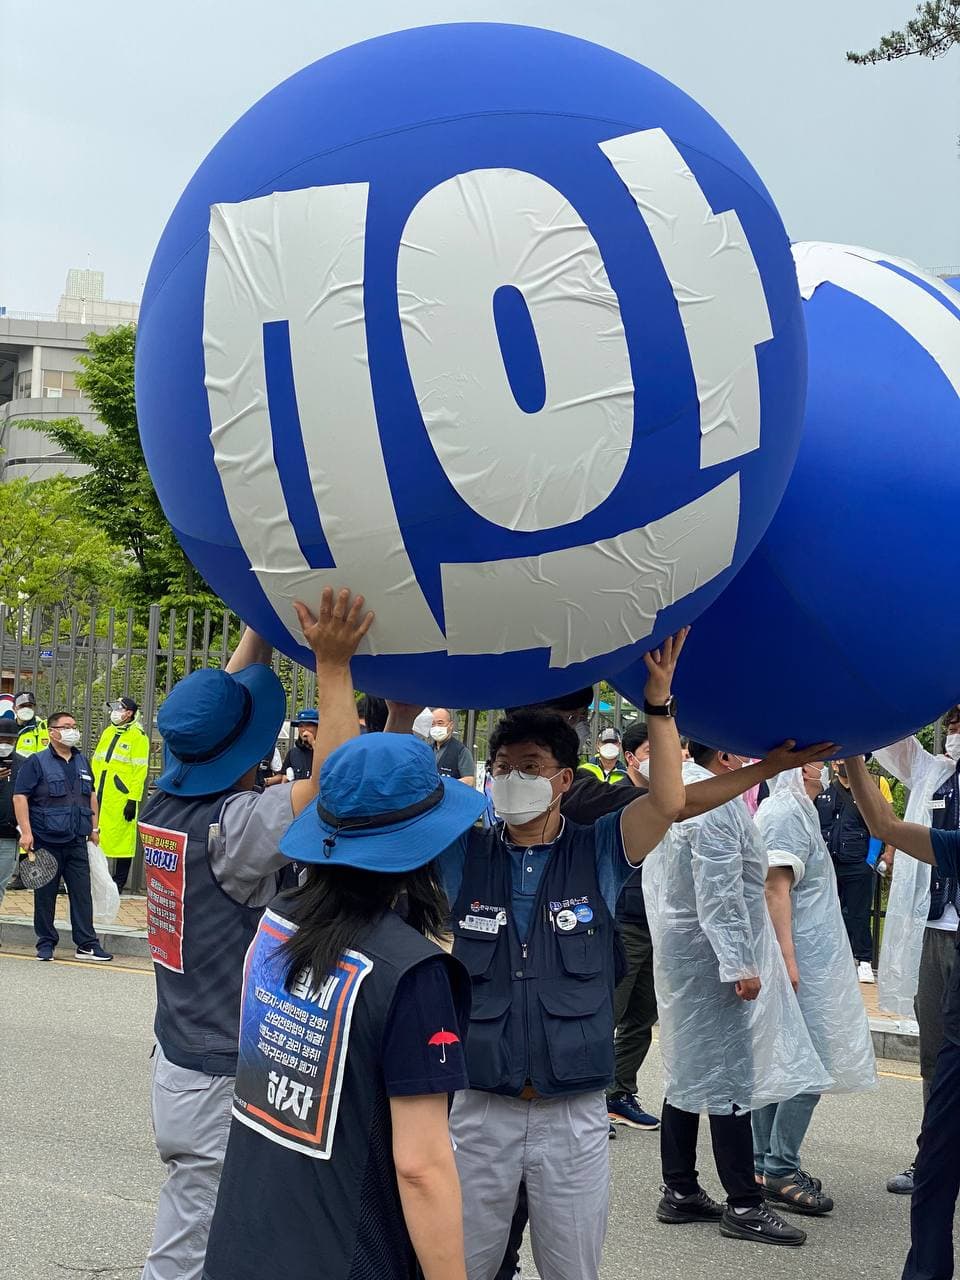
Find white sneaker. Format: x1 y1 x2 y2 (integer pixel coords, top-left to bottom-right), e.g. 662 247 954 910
858 961 875 984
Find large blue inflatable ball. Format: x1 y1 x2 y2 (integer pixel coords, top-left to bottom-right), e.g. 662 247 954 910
616 242 960 756
136 23 806 707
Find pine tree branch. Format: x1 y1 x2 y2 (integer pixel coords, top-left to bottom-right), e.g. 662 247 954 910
848 0 960 62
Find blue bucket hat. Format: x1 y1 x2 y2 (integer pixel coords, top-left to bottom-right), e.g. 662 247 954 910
281 734 486 873
155 665 286 796
293 707 319 725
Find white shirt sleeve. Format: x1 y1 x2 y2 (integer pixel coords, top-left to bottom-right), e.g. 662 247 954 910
209 785 295 907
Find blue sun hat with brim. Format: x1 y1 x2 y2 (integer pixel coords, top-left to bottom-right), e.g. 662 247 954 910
282 734 485 872
155 664 286 796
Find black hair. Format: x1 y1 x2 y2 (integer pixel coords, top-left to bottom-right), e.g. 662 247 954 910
943 706 960 727
685 739 719 767
47 711 74 727
506 686 594 716
357 694 389 734
0 720 18 738
283 861 447 993
622 722 649 755
488 709 580 770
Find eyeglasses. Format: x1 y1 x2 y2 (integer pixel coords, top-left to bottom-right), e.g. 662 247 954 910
490 761 560 780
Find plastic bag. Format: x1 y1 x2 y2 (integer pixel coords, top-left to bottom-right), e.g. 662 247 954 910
87 841 120 925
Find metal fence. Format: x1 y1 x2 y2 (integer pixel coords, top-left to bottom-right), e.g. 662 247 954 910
1 600 639 890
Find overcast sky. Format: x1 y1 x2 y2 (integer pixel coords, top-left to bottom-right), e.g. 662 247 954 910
2 0 958 312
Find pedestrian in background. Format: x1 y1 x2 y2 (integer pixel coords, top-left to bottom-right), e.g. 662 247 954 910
430 708 476 786
815 760 893 983
92 696 150 893
13 709 112 962
281 708 318 781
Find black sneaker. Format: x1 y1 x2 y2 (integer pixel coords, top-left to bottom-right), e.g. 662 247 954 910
764 1171 834 1216
608 1122 617 1140
75 944 113 962
657 1185 724 1224
37 945 53 962
720 1202 807 1246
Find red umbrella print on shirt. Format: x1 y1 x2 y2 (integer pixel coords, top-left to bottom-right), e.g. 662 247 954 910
428 1029 460 1064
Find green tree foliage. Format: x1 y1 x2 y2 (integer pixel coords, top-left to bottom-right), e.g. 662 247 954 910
848 0 960 63
18 324 217 614
0 476 121 609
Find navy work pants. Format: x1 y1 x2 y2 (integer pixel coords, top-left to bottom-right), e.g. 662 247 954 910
33 836 98 952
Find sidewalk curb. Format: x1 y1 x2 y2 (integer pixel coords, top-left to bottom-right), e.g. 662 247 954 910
869 1017 920 1064
0 917 151 959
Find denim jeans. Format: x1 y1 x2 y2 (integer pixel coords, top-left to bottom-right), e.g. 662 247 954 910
0 836 17 910
752 1092 822 1178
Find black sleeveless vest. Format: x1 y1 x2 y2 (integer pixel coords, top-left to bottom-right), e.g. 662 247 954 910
451 820 617 1098
815 782 870 865
138 789 263 1075
202 903 468 1280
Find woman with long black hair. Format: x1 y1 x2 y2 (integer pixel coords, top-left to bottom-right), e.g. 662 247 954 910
203 727 485 1280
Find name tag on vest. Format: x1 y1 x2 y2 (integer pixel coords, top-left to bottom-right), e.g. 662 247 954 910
930 799 947 810
233 910 373 1160
459 913 502 934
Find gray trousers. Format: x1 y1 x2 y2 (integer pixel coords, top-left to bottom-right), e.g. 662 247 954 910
450 1089 609 1280
914 926 958 1093
142 1046 234 1280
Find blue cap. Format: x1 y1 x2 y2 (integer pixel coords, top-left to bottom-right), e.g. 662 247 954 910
281 734 485 873
294 708 319 725
155 665 286 796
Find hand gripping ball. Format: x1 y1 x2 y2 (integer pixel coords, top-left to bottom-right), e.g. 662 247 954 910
136 23 806 707
616 242 960 756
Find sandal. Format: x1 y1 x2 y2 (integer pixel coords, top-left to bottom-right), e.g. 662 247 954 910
764 1170 834 1216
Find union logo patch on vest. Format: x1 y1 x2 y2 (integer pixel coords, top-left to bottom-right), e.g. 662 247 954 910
233 910 373 1159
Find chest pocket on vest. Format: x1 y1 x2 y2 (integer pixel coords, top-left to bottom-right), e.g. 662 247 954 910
452 924 512 1090
556 926 603 978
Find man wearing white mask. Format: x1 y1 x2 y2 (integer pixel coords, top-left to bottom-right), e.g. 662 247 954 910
434 632 689 1280
430 707 476 787
13 709 111 962
874 707 960 1195
14 691 49 756
581 728 629 786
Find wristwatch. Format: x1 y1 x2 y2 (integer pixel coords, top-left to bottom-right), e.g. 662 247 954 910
644 695 678 718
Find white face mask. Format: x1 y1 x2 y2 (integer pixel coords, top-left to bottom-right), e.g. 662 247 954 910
430 726 449 742
16 708 33 723
0 743 14 758
491 772 559 825
110 710 128 726
598 743 620 761
57 728 81 748
946 734 960 762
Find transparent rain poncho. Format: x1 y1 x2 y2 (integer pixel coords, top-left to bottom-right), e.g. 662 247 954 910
643 761 832 1114
755 770 876 1092
872 738 956 1017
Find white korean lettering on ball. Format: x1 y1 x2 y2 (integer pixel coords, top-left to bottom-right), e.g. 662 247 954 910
398 167 634 532
203 129 771 665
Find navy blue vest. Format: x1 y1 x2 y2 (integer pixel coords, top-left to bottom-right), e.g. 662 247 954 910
28 748 94 844
928 766 960 921
451 821 617 1098
139 789 264 1075
203 904 468 1280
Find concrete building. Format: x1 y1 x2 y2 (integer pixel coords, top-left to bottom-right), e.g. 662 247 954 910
0 269 139 482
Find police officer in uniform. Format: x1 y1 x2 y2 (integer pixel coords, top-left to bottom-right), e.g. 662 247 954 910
203 730 485 1280
138 588 373 1280
14 691 49 756
581 727 628 785
92 696 150 893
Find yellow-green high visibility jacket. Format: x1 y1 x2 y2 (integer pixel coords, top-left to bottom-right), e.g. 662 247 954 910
16 718 49 756
579 759 629 786
93 720 150 861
